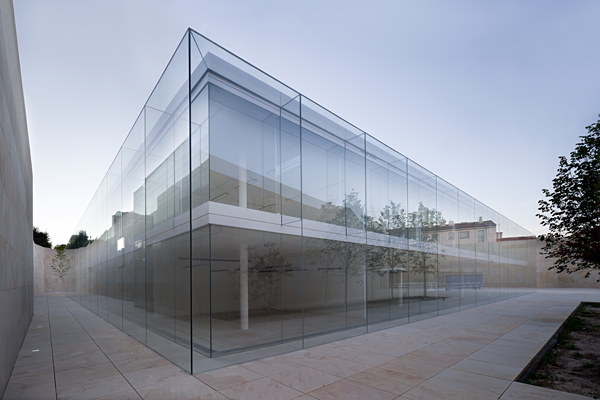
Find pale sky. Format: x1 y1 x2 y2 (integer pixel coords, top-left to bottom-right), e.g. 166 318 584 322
13 0 600 245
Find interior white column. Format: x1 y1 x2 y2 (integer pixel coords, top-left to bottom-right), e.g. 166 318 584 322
239 154 248 330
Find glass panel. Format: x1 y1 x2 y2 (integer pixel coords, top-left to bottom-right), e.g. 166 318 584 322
301 97 367 346
209 226 301 356
407 161 437 322
436 178 459 315
97 176 109 321
506 220 517 298
107 151 123 329
458 190 476 310
190 50 211 365
122 112 146 344
475 201 491 306
208 84 281 213
280 96 301 225
190 84 209 211
365 136 409 330
191 226 211 370
90 196 98 315
144 33 191 372
488 210 501 303
281 234 303 345
301 127 345 225
301 97 361 229
303 236 366 346
498 214 510 301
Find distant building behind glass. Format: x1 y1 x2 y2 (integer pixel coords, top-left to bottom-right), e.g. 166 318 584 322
68 29 537 373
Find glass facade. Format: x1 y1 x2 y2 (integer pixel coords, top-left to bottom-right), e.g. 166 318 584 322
68 29 537 373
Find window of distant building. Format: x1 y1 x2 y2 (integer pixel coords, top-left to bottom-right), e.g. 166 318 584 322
448 232 455 240
478 229 485 242
459 231 470 239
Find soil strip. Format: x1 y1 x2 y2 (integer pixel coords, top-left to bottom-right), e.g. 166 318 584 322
526 302 600 399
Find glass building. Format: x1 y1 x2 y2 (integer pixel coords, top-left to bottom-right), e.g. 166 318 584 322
68 29 537 373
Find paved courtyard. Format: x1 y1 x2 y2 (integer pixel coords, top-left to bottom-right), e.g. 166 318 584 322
4 289 599 399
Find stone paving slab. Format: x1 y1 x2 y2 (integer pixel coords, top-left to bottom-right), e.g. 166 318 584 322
4 289 600 399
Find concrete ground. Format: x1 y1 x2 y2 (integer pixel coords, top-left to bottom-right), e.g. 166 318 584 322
4 289 599 400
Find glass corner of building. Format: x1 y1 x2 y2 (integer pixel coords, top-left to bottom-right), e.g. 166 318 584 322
68 29 539 373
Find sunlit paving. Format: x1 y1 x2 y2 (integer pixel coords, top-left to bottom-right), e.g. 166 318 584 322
5 290 600 399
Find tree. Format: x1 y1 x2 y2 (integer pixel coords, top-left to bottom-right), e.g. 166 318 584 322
538 116 600 280
33 226 52 248
50 245 71 279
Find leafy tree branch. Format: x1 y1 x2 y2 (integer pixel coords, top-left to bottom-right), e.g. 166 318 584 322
538 115 600 280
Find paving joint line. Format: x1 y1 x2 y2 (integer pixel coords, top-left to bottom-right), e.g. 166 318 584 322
56 294 144 400
45 296 58 400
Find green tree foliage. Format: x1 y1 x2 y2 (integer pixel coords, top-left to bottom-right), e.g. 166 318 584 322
538 116 600 280
33 226 52 248
66 230 92 249
50 245 71 279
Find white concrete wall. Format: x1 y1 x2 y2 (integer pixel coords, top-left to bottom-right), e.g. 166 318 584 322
34 244 76 295
0 0 34 396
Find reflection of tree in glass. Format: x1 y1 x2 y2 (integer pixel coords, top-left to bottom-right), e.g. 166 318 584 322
407 202 445 298
321 239 365 282
368 201 408 279
370 201 406 235
317 192 445 299
66 230 93 249
319 190 368 231
247 242 293 312
316 190 366 283
306 237 364 315
314 191 448 305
